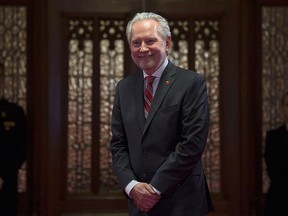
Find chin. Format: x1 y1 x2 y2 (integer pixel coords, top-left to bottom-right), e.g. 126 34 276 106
139 62 156 70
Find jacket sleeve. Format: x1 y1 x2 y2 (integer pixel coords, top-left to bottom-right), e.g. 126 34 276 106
150 74 210 195
109 82 137 190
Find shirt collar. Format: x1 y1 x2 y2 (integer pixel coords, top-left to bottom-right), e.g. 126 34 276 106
143 58 168 79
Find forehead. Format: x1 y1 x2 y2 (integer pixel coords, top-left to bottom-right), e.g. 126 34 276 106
131 19 161 38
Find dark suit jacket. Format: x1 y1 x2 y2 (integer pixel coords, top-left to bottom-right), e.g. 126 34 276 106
110 62 214 216
263 124 288 216
0 99 27 215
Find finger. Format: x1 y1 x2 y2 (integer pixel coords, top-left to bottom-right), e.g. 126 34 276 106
137 198 158 210
138 205 151 213
145 185 156 194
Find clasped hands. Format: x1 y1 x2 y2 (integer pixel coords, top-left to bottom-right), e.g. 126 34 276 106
130 182 161 212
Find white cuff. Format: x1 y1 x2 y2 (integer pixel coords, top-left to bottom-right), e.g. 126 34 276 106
125 180 139 197
150 185 161 195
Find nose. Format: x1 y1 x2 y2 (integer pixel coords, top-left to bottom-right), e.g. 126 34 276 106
139 42 149 52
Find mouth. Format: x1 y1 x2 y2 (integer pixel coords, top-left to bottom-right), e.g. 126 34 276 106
138 53 153 58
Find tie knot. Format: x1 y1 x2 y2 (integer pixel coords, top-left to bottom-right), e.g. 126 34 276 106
145 76 156 84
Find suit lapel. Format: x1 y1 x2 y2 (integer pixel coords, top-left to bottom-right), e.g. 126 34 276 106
143 62 176 134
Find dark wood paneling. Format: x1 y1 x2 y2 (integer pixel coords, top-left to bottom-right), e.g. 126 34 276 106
26 0 267 215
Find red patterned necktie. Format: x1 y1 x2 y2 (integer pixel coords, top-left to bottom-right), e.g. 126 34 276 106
144 76 156 118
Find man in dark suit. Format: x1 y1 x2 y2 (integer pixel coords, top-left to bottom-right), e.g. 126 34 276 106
263 91 288 216
110 12 214 216
0 66 27 216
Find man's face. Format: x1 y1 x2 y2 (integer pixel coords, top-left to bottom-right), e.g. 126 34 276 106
129 19 171 75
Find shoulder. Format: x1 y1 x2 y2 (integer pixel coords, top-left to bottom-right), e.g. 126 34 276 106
176 68 205 89
117 70 141 87
0 100 24 112
167 62 204 82
266 124 286 137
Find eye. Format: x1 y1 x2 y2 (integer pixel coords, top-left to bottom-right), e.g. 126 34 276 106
146 39 156 46
131 41 141 47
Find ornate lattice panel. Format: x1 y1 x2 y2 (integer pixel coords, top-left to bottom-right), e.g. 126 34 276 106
194 20 221 193
262 7 288 193
169 20 190 68
169 18 221 193
0 6 27 192
66 18 125 194
99 19 125 193
67 19 94 193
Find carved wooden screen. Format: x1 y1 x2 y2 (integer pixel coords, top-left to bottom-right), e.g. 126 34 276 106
262 7 288 193
0 6 27 192
66 17 125 194
65 14 221 196
67 19 95 193
98 19 126 193
168 17 221 193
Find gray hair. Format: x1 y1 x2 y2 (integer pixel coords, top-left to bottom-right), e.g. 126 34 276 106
126 12 171 43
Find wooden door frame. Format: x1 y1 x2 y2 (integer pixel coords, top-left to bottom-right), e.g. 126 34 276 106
27 0 269 215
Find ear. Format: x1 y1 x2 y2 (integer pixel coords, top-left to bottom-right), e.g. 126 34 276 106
165 37 172 52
